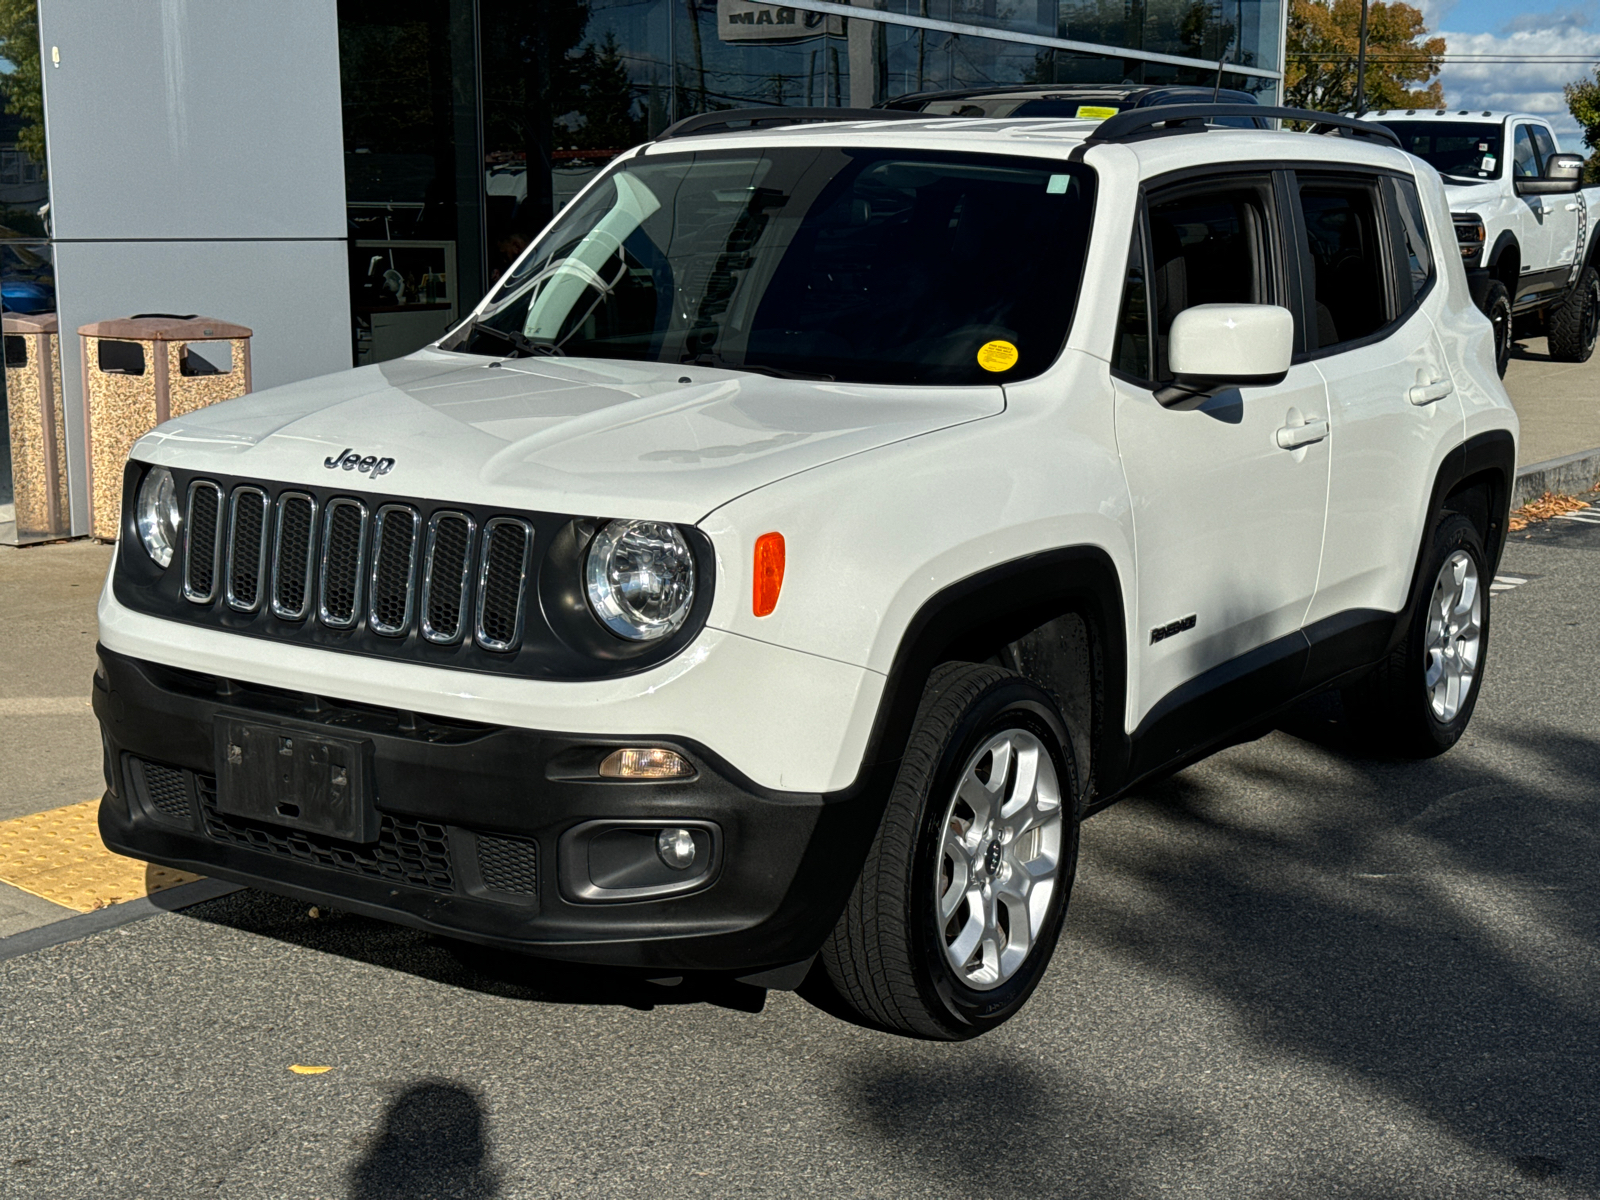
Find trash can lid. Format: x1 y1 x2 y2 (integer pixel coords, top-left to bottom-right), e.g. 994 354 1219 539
77 315 252 340
3 313 58 334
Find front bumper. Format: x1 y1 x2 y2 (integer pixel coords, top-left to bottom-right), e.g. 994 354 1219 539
93 647 893 976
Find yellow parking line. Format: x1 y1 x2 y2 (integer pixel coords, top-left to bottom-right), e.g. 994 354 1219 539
0 800 200 913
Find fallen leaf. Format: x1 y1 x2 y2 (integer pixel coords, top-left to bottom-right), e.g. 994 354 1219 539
289 1065 333 1075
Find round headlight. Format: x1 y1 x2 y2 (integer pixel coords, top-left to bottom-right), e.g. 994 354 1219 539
585 519 696 641
135 465 180 568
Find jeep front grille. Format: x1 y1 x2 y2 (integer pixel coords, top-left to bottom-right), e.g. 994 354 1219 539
177 481 538 652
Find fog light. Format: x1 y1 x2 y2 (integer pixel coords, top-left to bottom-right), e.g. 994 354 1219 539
657 827 697 870
598 747 695 780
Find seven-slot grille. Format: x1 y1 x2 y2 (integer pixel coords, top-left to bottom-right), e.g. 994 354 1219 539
181 483 533 651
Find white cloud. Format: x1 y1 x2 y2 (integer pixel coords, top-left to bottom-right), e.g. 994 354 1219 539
1436 10 1600 148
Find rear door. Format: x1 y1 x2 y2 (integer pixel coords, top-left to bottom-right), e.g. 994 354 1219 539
1111 172 1330 755
1300 169 1463 676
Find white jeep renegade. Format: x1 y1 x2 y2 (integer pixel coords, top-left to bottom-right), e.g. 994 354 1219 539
96 104 1518 1040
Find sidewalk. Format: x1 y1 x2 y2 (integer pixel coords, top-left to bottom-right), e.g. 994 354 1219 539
1504 335 1600 469
0 540 117 935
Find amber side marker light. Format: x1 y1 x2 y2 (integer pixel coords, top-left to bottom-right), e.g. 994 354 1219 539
753 531 785 617
599 748 696 780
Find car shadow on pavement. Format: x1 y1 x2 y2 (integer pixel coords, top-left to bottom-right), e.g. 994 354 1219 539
178 889 772 1016
1048 688 1600 1193
347 1080 500 1199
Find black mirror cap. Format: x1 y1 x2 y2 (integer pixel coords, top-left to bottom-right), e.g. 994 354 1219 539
1155 370 1289 410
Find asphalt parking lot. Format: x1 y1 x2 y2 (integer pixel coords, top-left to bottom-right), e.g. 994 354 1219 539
1 506 1597 1198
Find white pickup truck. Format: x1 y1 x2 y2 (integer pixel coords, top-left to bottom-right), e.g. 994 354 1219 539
1363 109 1600 374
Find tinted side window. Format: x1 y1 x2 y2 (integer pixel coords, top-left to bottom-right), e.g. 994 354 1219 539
1297 179 1390 350
1512 125 1541 178
1530 125 1560 171
1387 176 1434 306
1146 182 1274 379
1114 219 1152 378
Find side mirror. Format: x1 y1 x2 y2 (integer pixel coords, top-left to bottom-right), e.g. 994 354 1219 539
1515 152 1585 196
1156 303 1293 410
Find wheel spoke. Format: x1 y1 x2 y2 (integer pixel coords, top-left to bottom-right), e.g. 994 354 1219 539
1000 740 1037 821
939 855 970 921
946 900 985 969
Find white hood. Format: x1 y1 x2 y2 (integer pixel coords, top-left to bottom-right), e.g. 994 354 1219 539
131 349 1005 523
1437 179 1500 211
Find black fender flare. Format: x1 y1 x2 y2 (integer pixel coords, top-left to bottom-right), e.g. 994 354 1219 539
1387 429 1516 658
1485 230 1520 284
856 544 1129 796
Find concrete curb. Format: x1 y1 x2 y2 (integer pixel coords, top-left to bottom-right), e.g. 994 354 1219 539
1514 447 1600 508
0 878 242 963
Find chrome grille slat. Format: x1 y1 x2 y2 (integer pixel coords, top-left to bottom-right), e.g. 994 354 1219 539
224 486 270 612
420 512 476 645
368 504 420 636
270 492 317 621
318 498 369 629
182 481 224 604
475 517 534 653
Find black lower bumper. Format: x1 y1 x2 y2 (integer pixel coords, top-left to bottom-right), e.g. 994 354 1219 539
92 646 892 976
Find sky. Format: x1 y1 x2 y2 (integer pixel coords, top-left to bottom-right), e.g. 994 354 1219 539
1420 0 1600 148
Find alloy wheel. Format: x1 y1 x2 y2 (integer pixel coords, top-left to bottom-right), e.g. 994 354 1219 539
935 729 1063 990
1424 549 1483 723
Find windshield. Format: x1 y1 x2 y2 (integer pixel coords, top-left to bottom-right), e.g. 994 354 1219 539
458 147 1096 385
1384 121 1503 181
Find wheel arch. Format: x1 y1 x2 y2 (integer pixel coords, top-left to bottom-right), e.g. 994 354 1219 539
1389 430 1515 659
1487 231 1520 289
858 545 1130 806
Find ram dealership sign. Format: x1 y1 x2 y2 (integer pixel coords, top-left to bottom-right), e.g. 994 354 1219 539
717 1 844 42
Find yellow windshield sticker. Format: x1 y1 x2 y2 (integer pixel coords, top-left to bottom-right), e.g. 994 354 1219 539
1076 105 1119 120
977 340 1019 372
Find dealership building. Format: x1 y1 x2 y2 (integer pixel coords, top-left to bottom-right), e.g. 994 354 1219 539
0 0 1286 543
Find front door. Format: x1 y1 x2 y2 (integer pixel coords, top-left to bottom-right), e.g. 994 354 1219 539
1511 122 1555 306
1111 173 1330 756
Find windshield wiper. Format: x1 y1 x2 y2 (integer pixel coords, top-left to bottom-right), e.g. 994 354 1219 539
691 352 833 382
467 320 563 358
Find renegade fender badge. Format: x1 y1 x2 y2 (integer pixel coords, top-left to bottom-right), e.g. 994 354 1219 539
324 448 395 477
1150 614 1197 644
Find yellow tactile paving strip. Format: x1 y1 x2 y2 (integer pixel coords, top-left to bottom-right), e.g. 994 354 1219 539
0 800 200 913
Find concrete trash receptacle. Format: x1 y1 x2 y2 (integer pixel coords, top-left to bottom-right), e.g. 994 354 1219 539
4 313 71 541
79 314 252 541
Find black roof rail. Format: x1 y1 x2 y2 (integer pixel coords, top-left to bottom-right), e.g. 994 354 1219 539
1087 104 1401 149
655 106 931 141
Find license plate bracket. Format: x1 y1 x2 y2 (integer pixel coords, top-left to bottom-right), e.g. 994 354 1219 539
213 717 377 843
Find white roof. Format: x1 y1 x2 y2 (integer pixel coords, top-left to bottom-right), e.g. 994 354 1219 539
638 115 1416 177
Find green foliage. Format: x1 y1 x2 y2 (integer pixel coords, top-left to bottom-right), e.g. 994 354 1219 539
1563 70 1600 183
1285 0 1444 113
0 0 45 170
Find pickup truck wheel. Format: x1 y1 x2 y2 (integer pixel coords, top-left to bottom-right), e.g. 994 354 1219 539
1343 514 1490 758
818 662 1079 1040
1483 279 1513 377
1547 266 1600 363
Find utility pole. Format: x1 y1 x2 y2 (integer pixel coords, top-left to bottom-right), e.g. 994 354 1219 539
1354 0 1370 114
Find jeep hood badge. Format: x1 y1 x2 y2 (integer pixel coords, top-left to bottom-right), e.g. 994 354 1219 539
325 448 395 477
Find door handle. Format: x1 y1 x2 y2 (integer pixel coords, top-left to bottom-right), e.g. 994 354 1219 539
1408 379 1454 406
1568 203 1583 212
1276 418 1329 449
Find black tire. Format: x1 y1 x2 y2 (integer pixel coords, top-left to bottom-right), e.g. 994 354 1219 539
1343 514 1491 758
1483 279 1513 377
818 662 1081 1040
1547 265 1600 363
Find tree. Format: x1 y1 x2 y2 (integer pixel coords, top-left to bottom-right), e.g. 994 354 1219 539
1564 70 1600 183
0 0 45 168
1285 0 1444 113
